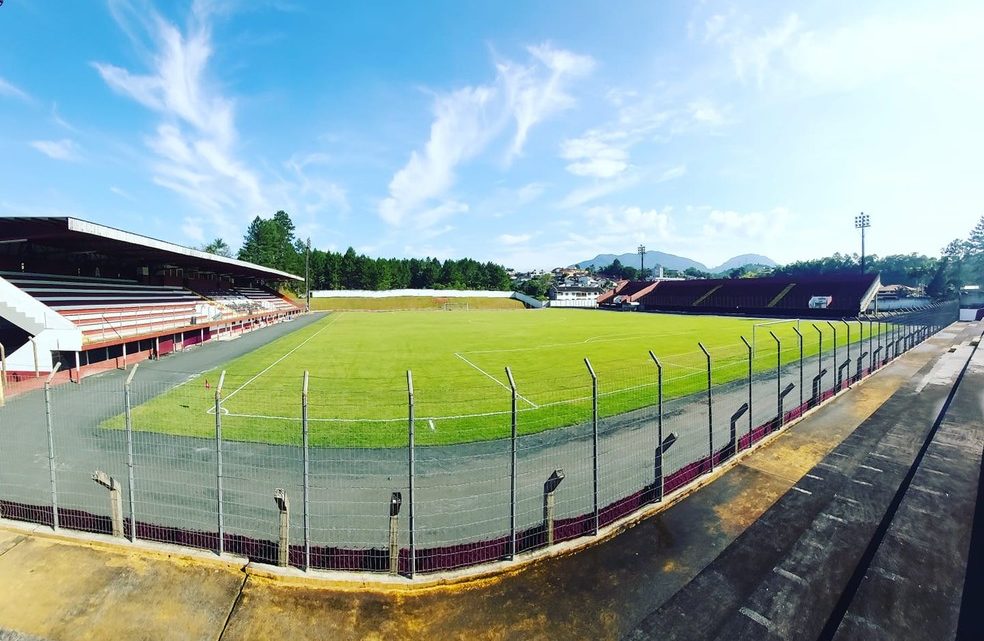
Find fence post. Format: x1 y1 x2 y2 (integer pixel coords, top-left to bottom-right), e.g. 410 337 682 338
0 342 6 407
44 364 62 529
769 332 781 429
826 321 838 390
740 337 752 447
812 324 822 401
792 327 804 409
214 370 225 556
123 363 139 541
584 358 599 535
841 319 851 380
31 337 39 378
648 351 663 501
274 489 290 568
865 315 874 373
302 371 310 572
697 343 713 468
406 370 416 579
505 366 518 557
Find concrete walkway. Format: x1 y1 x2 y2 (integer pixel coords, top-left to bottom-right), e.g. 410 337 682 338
0 323 974 640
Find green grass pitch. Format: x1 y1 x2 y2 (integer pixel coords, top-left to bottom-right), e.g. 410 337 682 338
113 310 868 447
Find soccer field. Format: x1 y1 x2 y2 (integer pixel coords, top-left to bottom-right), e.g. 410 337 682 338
115 310 865 447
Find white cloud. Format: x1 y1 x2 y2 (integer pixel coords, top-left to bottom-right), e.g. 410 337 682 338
560 132 629 178
715 6 984 93
498 233 533 245
586 205 672 240
30 139 81 162
516 182 546 204
110 186 136 201
557 164 684 210
380 44 593 229
0 77 31 102
379 85 498 226
502 44 595 162
702 207 791 240
688 100 725 126
729 14 802 87
94 1 347 244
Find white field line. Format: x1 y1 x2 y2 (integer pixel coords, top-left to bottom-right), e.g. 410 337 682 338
212 315 340 412
454 352 540 408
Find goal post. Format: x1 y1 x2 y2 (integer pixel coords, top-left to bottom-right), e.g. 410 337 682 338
442 301 470 312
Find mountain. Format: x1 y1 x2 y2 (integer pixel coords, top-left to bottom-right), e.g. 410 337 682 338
575 251 707 272
574 251 776 274
710 254 777 273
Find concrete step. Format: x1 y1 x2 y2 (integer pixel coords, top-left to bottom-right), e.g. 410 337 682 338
830 329 984 641
624 323 983 641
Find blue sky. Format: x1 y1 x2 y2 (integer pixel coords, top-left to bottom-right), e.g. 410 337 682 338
1 0 981 270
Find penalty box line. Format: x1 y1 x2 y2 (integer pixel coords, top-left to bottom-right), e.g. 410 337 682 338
454 352 540 408
212 315 341 413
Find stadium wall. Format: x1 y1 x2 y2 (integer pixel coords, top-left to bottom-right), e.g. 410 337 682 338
311 288 545 308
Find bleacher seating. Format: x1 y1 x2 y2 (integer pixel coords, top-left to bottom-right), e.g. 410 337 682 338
598 280 659 306
236 286 297 312
693 278 793 309
637 280 717 309
3 273 300 345
193 286 297 317
638 274 880 317
769 275 880 313
2 272 205 344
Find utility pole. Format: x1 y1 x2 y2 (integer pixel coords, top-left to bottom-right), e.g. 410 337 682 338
638 244 646 281
855 213 870 274
304 237 311 312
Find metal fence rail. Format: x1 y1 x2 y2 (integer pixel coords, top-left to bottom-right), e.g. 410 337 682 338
0 303 959 577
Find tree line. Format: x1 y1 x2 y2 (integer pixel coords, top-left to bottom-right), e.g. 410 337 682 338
202 211 511 292
772 214 984 299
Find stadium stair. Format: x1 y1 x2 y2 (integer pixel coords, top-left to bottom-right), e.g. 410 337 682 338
767 283 796 307
624 323 983 641
692 284 722 306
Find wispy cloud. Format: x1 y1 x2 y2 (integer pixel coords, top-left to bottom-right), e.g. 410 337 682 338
93 0 346 245
709 6 984 93
110 186 136 201
585 205 672 241
0 77 31 102
379 43 594 229
557 164 685 209
30 139 82 162
701 207 791 240
498 232 533 245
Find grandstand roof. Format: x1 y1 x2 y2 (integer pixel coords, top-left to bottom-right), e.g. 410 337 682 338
0 216 302 281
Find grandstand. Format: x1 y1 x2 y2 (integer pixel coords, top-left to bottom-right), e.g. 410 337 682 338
629 273 881 318
596 280 659 309
0 216 302 387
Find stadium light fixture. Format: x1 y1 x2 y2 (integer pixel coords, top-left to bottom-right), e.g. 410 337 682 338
638 244 646 280
854 213 871 274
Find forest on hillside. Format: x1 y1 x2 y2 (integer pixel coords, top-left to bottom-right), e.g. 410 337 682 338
201 211 984 301
201 211 510 292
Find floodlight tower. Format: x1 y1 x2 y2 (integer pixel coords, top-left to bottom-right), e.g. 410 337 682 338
855 213 870 274
638 244 646 281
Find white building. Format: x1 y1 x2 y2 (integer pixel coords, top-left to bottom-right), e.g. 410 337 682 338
548 285 605 308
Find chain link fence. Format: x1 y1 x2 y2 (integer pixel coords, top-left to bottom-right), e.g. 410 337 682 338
0 303 958 577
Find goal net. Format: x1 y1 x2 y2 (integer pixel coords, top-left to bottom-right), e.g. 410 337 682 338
442 301 470 311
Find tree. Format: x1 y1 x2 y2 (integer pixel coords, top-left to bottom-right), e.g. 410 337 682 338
201 238 232 258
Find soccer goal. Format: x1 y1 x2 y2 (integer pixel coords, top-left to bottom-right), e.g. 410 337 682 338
442 301 470 311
